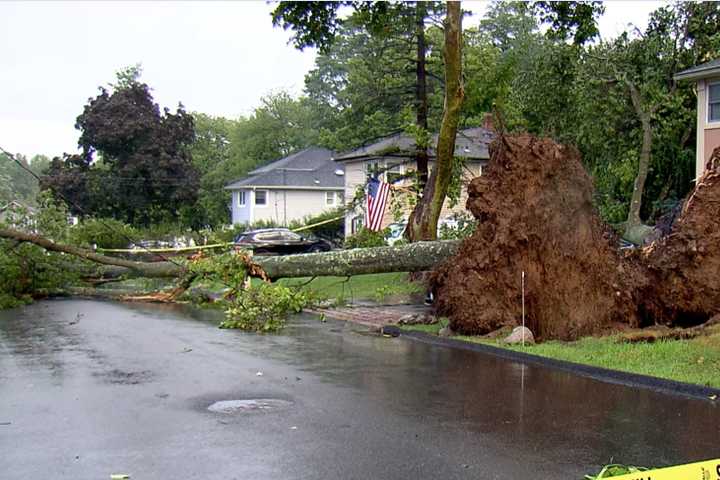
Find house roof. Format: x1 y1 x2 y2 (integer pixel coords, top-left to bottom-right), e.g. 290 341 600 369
0 200 37 214
674 58 720 81
334 127 494 163
225 147 344 190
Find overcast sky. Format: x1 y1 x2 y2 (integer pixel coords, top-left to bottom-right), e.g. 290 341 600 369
0 1 663 159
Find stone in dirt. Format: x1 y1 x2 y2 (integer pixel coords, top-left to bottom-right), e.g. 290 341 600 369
503 326 535 345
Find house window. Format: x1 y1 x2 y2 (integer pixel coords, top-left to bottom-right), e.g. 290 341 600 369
386 163 403 184
709 82 720 123
325 191 336 206
254 190 267 206
365 160 381 178
237 191 246 207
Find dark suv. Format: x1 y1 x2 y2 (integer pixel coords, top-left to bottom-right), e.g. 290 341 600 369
234 228 333 255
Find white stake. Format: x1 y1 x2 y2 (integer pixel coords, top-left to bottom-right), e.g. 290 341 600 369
521 271 526 347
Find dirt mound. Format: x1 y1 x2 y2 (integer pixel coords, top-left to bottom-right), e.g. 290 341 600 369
638 147 720 327
432 135 644 340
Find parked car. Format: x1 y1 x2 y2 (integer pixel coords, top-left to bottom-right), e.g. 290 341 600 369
385 222 407 246
234 228 333 255
386 218 462 245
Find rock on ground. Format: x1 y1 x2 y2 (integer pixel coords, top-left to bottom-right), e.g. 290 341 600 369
503 326 535 345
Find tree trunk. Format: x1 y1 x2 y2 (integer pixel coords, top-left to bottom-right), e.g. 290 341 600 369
258 241 460 279
0 227 185 278
407 1 464 241
625 80 653 234
0 227 460 281
414 1 429 188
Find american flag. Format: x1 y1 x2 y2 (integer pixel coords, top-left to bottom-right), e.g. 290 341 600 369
364 176 391 231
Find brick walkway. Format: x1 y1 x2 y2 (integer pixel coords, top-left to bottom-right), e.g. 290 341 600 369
308 303 431 330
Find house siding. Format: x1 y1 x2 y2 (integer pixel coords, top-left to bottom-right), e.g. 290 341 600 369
705 128 720 165
695 76 720 178
342 159 485 237
230 188 343 226
231 190 252 224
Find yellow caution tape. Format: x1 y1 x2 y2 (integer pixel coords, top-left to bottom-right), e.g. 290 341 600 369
97 242 231 254
602 459 720 480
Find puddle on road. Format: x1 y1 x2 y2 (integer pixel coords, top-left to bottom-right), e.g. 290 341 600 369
207 399 293 414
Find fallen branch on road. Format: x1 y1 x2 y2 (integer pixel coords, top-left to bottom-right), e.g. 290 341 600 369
0 226 460 281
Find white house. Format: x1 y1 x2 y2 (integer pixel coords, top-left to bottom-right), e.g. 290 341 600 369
675 58 720 179
333 127 493 236
225 147 345 226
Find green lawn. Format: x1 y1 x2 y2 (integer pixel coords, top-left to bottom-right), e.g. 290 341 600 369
403 323 720 389
277 272 423 304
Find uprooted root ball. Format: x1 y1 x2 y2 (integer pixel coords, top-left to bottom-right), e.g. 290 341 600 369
432 135 644 340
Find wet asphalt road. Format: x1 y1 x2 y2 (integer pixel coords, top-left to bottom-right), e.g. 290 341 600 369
1 299 719 479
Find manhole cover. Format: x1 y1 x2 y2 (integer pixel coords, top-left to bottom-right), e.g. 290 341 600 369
207 399 293 414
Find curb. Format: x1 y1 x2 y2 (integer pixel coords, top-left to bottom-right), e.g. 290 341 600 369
396 328 720 402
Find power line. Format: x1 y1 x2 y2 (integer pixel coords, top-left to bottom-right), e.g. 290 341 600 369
0 145 188 273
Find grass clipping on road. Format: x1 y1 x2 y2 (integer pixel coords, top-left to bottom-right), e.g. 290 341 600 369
403 322 720 389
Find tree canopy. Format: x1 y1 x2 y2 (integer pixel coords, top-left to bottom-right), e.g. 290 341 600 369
41 72 199 227
14 0 720 236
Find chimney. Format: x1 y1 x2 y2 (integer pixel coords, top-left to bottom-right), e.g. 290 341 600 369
482 112 494 131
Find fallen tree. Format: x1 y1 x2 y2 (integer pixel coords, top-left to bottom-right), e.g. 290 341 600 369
431 135 644 340
0 227 460 281
432 136 720 340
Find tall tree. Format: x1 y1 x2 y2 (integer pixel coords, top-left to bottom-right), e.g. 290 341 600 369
41 70 199 227
406 1 464 240
0 152 49 206
578 2 720 237
273 1 444 188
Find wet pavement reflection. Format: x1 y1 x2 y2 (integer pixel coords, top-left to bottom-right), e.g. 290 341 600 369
1 299 718 479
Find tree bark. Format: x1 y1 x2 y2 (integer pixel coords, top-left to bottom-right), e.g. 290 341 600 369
414 1 430 189
258 240 460 279
407 1 464 241
0 227 185 278
0 227 460 281
624 80 654 233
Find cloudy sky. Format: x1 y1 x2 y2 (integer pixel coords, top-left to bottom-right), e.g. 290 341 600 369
1 1 663 159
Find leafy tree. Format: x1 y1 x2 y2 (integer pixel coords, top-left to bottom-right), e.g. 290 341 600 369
41 69 198 227
304 11 445 151
0 152 49 206
231 92 321 162
189 92 323 228
274 1 445 188
575 2 720 236
406 1 464 240
189 113 238 228
0 192 82 308
532 1 605 45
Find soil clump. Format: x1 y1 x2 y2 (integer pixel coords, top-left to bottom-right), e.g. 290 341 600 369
432 135 644 340
434 138 720 341
637 147 720 327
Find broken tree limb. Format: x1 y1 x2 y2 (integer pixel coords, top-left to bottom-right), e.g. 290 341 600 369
0 227 185 278
0 226 461 280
